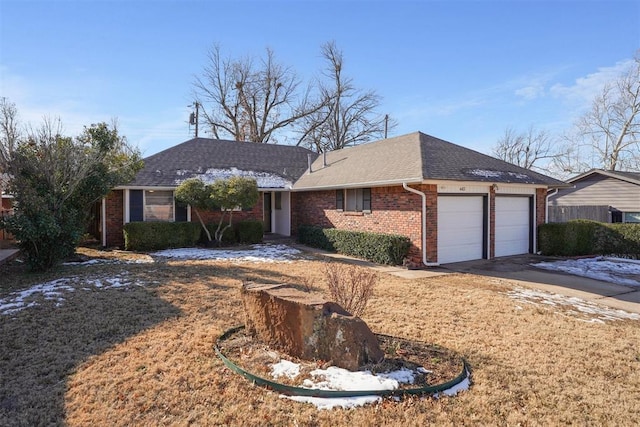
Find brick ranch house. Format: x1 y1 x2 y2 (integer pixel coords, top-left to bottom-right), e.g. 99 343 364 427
98 131 567 265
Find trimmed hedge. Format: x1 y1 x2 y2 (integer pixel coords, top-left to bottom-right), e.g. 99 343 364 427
236 220 264 244
538 220 640 258
201 220 264 245
298 225 410 265
124 222 201 251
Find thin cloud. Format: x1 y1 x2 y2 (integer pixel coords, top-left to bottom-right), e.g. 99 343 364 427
549 58 634 104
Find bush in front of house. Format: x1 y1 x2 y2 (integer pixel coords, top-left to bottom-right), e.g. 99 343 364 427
297 224 335 252
538 220 640 258
201 223 237 246
124 222 202 251
236 220 263 244
297 225 410 265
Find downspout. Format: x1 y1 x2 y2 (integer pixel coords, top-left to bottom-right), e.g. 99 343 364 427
402 183 439 267
545 189 558 223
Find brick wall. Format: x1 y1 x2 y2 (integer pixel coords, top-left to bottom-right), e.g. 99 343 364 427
536 188 546 227
1 197 12 211
196 193 264 226
292 184 437 264
105 190 124 247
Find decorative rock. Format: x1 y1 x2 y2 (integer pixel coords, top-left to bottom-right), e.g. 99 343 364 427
241 282 384 371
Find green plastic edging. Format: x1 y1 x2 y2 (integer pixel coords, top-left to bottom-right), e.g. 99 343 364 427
214 325 470 398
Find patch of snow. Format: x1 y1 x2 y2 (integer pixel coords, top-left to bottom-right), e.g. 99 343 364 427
63 256 154 266
507 287 640 322
468 169 502 178
533 257 640 287
0 273 144 316
175 167 292 189
465 169 533 182
271 360 301 379
302 366 401 392
273 361 469 410
286 394 382 410
434 369 471 397
151 244 301 263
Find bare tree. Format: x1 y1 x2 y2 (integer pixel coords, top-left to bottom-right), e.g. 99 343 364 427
0 97 20 173
194 44 323 143
492 125 557 172
296 41 392 152
574 52 640 171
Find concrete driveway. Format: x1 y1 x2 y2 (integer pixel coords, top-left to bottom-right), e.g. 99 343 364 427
442 254 640 315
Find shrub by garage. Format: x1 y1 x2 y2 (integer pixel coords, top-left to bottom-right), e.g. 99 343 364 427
539 220 640 258
298 225 410 265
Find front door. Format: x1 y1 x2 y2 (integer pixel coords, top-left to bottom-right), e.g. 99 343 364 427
263 193 272 233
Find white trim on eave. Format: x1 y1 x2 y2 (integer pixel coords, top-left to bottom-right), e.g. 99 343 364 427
292 177 424 191
568 169 640 186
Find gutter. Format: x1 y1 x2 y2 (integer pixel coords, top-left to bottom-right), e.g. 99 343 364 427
402 183 439 267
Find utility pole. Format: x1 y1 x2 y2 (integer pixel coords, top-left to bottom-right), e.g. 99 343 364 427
189 101 200 138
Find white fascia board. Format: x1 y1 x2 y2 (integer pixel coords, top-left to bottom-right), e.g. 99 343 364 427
292 177 424 191
115 185 177 191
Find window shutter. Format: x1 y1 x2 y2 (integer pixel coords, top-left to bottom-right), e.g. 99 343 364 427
175 201 188 222
363 188 371 211
336 190 344 210
129 190 143 222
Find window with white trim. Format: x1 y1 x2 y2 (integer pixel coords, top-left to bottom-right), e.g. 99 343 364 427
145 190 174 221
336 188 371 212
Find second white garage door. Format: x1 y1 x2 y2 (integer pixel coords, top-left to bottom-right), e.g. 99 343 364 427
495 196 531 257
438 196 485 264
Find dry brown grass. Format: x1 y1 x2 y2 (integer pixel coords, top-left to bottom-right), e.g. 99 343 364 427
1 246 639 426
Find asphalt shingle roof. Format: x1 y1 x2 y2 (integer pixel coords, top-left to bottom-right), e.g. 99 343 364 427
126 138 317 188
293 132 566 189
125 132 567 190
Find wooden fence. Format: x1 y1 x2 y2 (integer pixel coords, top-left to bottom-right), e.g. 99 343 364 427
547 205 611 223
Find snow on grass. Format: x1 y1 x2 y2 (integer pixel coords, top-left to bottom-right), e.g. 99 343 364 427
271 360 470 410
271 360 301 379
533 257 640 287
0 273 145 316
151 244 302 263
507 286 640 323
1 244 303 316
63 257 154 266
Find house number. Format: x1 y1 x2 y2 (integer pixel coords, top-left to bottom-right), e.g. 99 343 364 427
459 187 466 191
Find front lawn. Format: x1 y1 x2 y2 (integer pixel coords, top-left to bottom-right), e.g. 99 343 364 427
1 245 639 425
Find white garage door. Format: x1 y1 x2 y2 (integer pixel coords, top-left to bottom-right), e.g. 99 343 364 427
438 196 485 264
495 196 531 257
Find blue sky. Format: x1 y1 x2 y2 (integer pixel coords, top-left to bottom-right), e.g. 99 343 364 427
1 0 638 158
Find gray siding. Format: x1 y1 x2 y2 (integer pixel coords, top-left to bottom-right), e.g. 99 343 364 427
549 175 640 211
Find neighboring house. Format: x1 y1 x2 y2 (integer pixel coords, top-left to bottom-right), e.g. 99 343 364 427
1 192 14 242
101 131 567 265
548 169 640 223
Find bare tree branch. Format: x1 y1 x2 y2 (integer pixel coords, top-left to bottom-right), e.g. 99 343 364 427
296 41 393 152
492 125 558 172
574 51 640 171
194 44 324 143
